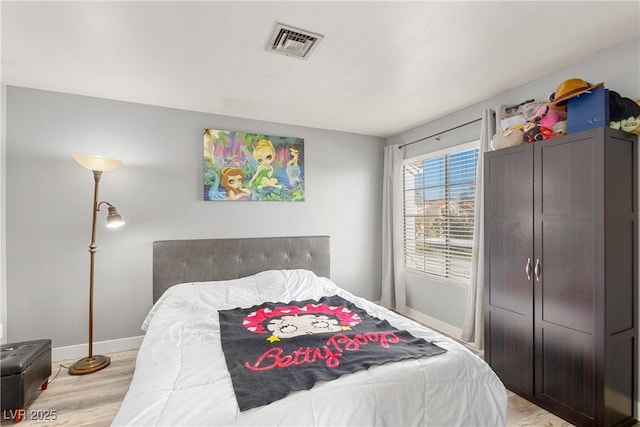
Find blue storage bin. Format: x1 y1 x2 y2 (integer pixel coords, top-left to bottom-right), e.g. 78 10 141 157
567 86 610 134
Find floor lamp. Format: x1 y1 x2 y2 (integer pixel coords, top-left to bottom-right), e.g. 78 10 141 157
69 154 125 375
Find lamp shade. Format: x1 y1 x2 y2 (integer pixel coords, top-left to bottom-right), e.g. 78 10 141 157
73 154 121 172
105 206 125 228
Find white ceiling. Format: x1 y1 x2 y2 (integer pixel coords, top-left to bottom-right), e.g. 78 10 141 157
2 1 639 137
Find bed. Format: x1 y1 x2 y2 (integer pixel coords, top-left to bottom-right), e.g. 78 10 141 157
112 236 506 426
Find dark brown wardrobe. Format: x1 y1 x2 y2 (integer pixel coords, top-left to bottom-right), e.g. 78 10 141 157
484 127 637 426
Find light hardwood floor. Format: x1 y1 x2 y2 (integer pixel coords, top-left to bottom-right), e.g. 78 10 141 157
1 351 135 426
1 349 601 427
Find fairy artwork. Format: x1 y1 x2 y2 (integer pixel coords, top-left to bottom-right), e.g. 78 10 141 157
203 129 305 201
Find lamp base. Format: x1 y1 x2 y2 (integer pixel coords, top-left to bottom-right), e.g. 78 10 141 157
68 355 111 375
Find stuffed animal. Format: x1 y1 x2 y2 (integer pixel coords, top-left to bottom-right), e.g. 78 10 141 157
553 120 568 136
621 115 640 135
620 98 640 135
522 121 553 143
491 127 524 150
521 104 559 143
538 105 565 135
518 101 546 123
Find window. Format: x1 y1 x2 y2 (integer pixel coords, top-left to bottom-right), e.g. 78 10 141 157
403 142 479 285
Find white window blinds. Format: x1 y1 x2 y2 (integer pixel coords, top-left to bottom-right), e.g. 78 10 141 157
403 144 479 285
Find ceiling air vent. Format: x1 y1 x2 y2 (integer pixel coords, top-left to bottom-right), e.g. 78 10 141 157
267 23 324 60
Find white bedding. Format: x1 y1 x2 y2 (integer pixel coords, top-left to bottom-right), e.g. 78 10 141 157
112 269 506 426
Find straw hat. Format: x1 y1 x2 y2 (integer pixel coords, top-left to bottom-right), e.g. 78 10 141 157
549 78 604 107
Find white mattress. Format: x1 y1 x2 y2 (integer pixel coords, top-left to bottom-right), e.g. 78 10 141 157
112 269 506 426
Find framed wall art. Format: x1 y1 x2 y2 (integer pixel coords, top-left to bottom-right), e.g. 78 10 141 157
203 129 305 201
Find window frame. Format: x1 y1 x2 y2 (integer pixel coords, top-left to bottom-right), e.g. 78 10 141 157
402 139 480 287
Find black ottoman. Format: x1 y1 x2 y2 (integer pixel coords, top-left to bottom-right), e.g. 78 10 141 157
1 340 52 423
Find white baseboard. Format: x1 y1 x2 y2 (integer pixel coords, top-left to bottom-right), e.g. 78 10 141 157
52 336 143 362
402 307 464 342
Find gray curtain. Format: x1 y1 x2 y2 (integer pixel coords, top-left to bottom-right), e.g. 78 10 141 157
380 144 407 313
461 108 496 348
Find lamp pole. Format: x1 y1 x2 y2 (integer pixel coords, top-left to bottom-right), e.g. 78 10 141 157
87 170 101 360
69 169 111 375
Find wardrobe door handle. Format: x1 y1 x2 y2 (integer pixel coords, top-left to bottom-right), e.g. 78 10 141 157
534 259 541 282
525 258 532 280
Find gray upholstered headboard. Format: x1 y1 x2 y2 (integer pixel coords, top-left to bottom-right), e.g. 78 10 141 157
153 236 330 302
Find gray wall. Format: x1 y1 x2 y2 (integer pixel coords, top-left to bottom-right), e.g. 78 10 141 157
389 38 640 330
5 87 385 347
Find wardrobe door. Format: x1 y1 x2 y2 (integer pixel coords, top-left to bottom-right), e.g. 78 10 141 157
533 135 597 425
484 145 534 396
602 132 637 426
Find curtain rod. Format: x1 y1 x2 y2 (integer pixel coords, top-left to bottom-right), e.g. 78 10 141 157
398 117 482 149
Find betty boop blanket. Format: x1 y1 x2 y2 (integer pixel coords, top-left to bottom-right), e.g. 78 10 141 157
219 295 446 411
